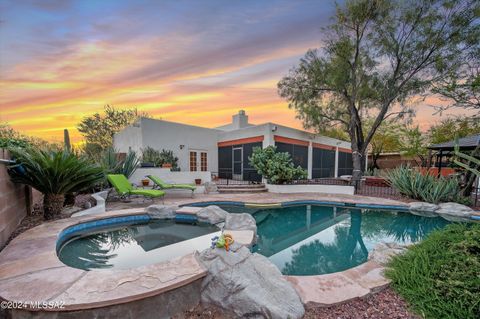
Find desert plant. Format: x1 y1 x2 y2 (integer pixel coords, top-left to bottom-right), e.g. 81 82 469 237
454 142 480 177
386 166 468 204
63 129 71 152
8 148 104 219
141 146 162 166
249 146 307 184
99 147 139 180
141 147 178 168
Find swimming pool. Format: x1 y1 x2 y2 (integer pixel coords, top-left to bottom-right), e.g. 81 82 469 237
216 204 451 275
58 219 220 270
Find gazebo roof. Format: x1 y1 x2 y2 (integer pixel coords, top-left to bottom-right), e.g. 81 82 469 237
428 134 480 151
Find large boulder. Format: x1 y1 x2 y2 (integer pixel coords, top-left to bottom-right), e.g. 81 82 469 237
408 202 439 217
436 202 473 220
146 205 177 219
197 246 305 319
225 213 257 239
197 205 228 225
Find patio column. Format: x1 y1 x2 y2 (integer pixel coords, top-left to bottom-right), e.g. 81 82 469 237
307 141 313 179
334 146 339 178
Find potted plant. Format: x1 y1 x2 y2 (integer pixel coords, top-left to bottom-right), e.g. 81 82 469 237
195 178 202 185
162 163 172 168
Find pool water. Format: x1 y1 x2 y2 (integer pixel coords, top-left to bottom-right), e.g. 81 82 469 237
58 220 220 270
218 205 451 275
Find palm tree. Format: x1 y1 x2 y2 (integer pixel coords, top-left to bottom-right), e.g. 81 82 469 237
8 148 104 220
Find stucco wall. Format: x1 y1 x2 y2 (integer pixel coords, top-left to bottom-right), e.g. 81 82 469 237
114 118 219 173
113 123 143 154
266 183 355 195
0 149 40 248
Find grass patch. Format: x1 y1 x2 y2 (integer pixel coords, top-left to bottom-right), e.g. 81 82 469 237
386 223 480 319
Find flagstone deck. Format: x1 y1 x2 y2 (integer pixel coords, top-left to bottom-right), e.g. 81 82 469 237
0 209 206 317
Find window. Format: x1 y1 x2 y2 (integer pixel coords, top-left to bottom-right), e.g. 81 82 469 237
189 151 197 171
200 152 207 171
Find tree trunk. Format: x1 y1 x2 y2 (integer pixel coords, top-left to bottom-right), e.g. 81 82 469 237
351 151 364 190
43 193 65 220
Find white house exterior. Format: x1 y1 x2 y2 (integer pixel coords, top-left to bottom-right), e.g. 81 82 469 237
114 110 353 182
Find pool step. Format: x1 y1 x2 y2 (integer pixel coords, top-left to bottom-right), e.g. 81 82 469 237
217 184 268 193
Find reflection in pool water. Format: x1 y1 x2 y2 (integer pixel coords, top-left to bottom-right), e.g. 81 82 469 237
58 220 220 270
218 205 450 276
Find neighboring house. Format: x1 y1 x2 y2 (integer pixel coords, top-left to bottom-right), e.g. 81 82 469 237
114 110 353 182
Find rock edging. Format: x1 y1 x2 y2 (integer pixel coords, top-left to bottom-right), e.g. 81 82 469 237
408 201 474 221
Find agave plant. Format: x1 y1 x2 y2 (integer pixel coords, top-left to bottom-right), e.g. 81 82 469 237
99 147 139 178
8 148 104 220
386 166 467 204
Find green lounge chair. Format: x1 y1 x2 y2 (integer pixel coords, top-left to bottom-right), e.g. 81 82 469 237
147 175 196 197
107 174 165 201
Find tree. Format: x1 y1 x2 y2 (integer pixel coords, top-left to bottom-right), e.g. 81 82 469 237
78 105 149 153
249 146 307 184
428 117 480 145
367 120 404 169
0 122 55 149
400 125 429 167
433 46 480 116
278 0 478 187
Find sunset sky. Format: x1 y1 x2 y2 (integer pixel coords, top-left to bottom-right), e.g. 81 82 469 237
0 0 471 143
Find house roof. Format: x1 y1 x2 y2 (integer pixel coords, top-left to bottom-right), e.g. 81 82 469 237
428 134 480 151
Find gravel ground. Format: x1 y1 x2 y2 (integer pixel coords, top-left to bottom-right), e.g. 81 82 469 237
304 288 419 319
182 288 419 319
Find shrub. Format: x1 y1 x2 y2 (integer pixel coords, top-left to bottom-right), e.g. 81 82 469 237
249 146 307 184
386 166 468 204
141 147 179 169
386 223 480 319
8 148 104 219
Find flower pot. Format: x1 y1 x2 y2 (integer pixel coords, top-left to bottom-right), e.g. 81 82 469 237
141 162 155 168
162 163 172 168
195 178 202 185
141 179 150 187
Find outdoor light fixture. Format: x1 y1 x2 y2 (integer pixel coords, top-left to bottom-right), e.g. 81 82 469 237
179 145 185 149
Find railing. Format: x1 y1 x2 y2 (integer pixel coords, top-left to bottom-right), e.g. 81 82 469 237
212 171 262 186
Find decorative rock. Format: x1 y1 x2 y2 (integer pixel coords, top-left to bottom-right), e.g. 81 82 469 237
146 205 177 219
196 205 228 225
436 202 473 219
197 246 305 319
225 213 257 239
408 202 439 217
204 182 219 194
368 242 408 266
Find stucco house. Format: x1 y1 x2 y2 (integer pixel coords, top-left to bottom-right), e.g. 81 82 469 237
113 110 353 182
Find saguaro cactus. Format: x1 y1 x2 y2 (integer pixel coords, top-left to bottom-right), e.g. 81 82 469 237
64 129 71 152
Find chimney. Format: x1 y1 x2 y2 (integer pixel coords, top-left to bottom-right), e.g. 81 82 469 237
232 110 249 129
